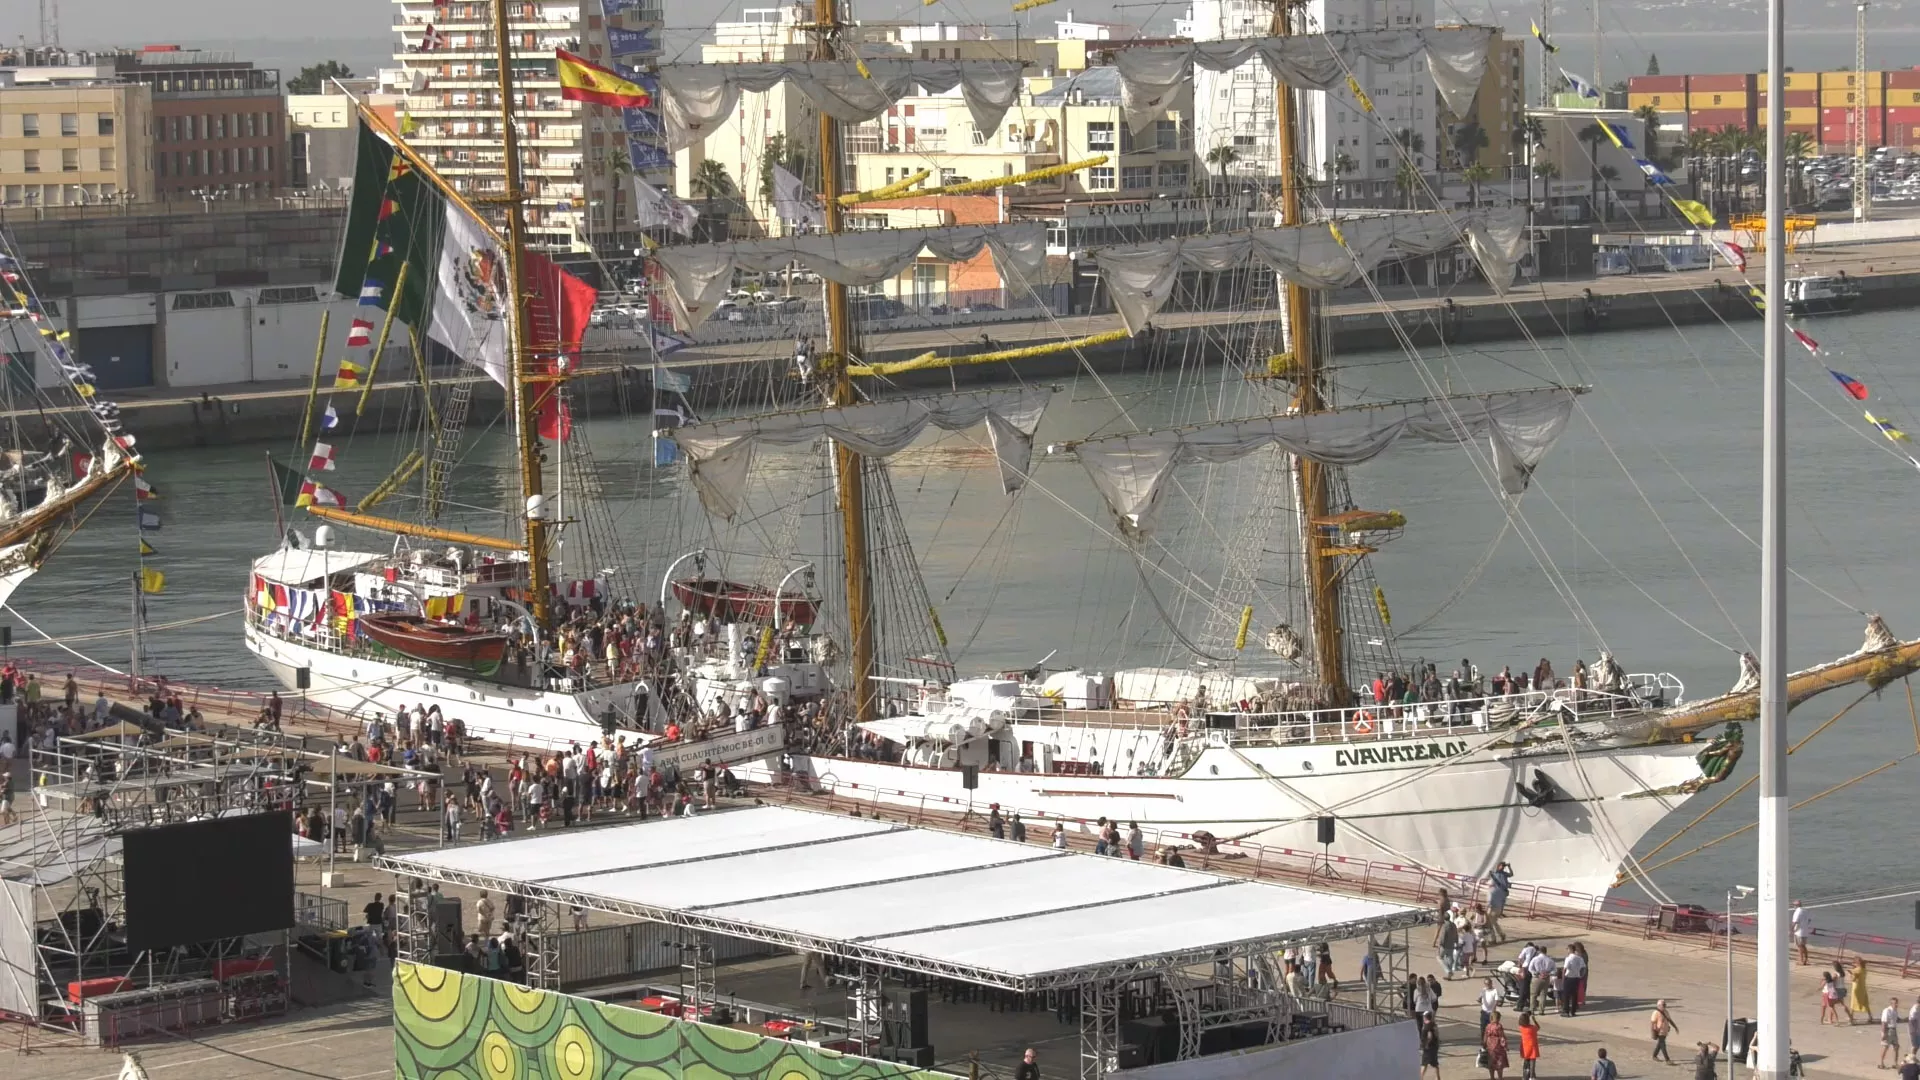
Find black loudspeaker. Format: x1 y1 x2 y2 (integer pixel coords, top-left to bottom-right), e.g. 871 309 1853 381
892 1047 935 1068
1117 1044 1150 1069
902 988 929 1046
1316 816 1336 845
296 666 312 690
1 625 12 648
961 765 979 790
1726 1018 1755 1060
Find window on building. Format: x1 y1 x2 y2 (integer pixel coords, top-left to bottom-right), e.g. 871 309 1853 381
171 151 182 176
59 113 76 136
1157 161 1188 187
1086 122 1115 151
242 113 254 137
156 152 167 178
187 151 199 176
97 114 114 136
1155 119 1178 151
20 115 36 138
99 147 115 171
60 149 77 172
264 145 273 171
22 150 38 173
1086 165 1117 190
258 286 320 304
1374 157 1389 169
1046 224 1067 248
170 291 236 311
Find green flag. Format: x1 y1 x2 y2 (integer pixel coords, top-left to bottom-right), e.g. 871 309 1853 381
269 454 306 506
332 123 439 327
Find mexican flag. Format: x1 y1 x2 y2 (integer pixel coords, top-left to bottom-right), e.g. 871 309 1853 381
334 126 596 409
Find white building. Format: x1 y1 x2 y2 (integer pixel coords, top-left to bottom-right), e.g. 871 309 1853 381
1051 10 1140 40
388 0 663 252
1178 0 1437 193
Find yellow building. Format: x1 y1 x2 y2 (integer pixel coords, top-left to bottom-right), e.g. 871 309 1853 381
1439 30 1523 172
0 79 154 207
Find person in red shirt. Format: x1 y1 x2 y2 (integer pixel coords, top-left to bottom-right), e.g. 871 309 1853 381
1518 1012 1542 1080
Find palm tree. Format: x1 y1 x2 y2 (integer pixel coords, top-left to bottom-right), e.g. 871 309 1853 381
1451 122 1490 171
1462 162 1494 208
1577 122 1608 222
1685 128 1715 203
1634 104 1665 167
1784 130 1815 208
1205 144 1241 195
1324 152 1356 213
1394 160 1423 209
1596 164 1620 222
689 158 734 241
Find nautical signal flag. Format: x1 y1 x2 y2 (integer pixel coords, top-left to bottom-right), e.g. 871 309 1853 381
387 156 413 182
1328 220 1348 248
346 318 374 347
321 403 340 431
335 359 365 388
296 481 346 508
1672 199 1717 228
1711 239 1747 272
310 442 337 471
1531 20 1559 52
1868 411 1911 441
1345 74 1375 113
139 568 165 595
377 197 399 222
1829 369 1870 400
373 240 394 258
1600 122 1636 151
1634 158 1673 185
1561 69 1601 100
556 49 654 108
1791 328 1819 352
136 506 161 532
133 475 157 500
139 538 155 556
358 280 383 304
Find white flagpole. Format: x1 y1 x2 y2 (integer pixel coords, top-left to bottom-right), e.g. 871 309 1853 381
1756 0 1790 1070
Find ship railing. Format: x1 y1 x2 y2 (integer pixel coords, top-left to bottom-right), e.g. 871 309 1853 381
791 771 1920 979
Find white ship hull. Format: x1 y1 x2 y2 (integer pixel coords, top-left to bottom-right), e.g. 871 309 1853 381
744 735 1704 900
245 622 638 752
0 542 36 611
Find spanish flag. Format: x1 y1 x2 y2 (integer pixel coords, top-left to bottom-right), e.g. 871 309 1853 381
139 568 166 595
335 358 365 389
556 49 653 108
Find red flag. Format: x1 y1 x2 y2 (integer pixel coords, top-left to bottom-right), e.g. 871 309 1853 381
346 318 374 347
522 251 596 443
1828 369 1870 401
1791 328 1819 353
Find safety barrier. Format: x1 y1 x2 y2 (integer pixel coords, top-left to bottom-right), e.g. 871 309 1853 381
796 772 1920 978
555 921 774 991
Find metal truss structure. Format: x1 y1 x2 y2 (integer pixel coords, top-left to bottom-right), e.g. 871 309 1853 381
522 899 561 991
1079 980 1120 1080
367 853 1430 995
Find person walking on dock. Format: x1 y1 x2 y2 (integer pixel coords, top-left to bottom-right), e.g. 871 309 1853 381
1651 999 1678 1063
1851 959 1874 1023
1693 1042 1720 1080
1481 1010 1510 1079
1418 1015 1442 1080
1485 862 1513 944
1884 998 1904 1070
1518 1013 1540 1080
1589 1047 1617 1080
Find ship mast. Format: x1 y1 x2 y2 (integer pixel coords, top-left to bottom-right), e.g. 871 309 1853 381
1271 0 1346 702
813 0 877 725
490 0 553 629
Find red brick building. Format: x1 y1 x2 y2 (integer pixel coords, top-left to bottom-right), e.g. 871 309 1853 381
114 46 285 195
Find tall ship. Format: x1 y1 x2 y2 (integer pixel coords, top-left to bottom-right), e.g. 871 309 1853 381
0 234 149 608
242 0 1920 900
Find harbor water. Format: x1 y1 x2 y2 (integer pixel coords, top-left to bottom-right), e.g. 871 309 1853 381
25 306 1920 936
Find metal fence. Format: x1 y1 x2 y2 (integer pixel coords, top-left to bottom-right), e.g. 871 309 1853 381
556 921 775 991
296 891 349 932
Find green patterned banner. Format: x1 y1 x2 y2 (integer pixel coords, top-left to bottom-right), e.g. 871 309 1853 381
394 961 959 1080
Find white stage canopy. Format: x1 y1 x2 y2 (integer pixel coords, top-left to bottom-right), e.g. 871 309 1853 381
376 806 1422 991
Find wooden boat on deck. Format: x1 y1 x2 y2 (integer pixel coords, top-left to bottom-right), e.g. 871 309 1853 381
671 578 819 626
358 613 509 676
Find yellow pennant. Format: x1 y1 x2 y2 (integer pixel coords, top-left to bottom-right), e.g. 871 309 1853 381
1329 220 1348 248
1346 74 1375 113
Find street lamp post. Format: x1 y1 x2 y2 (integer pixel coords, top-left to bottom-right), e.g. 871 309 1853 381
1728 884 1756 1079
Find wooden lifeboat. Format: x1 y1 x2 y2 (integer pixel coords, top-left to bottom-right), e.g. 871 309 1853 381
358 613 509 676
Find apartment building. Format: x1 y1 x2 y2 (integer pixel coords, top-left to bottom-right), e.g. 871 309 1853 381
0 75 154 207
1439 30 1523 173
1178 0 1439 193
846 67 1193 203
390 0 664 252
115 46 286 195
288 76 406 189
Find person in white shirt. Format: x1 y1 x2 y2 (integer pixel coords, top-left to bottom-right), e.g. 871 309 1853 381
1791 900 1812 966
1479 978 1504 1032
1525 949 1557 1014
1884 998 1904 1070
1559 946 1588 1017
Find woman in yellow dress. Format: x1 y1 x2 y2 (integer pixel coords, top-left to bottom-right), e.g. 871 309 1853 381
1848 958 1872 1021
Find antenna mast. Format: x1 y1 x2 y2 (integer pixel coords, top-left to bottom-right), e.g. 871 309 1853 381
813 0 876 725
1855 1 1870 223
490 0 553 629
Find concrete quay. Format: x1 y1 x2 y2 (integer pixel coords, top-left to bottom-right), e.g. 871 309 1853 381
14 679 1917 1080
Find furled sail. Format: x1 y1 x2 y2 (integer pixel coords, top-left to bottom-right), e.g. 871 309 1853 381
656 59 1023 152
654 223 1048 329
1112 27 1494 135
1069 387 1583 533
1093 208 1527 334
674 386 1057 519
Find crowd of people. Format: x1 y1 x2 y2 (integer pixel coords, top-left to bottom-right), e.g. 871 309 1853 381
1362 654 1631 713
